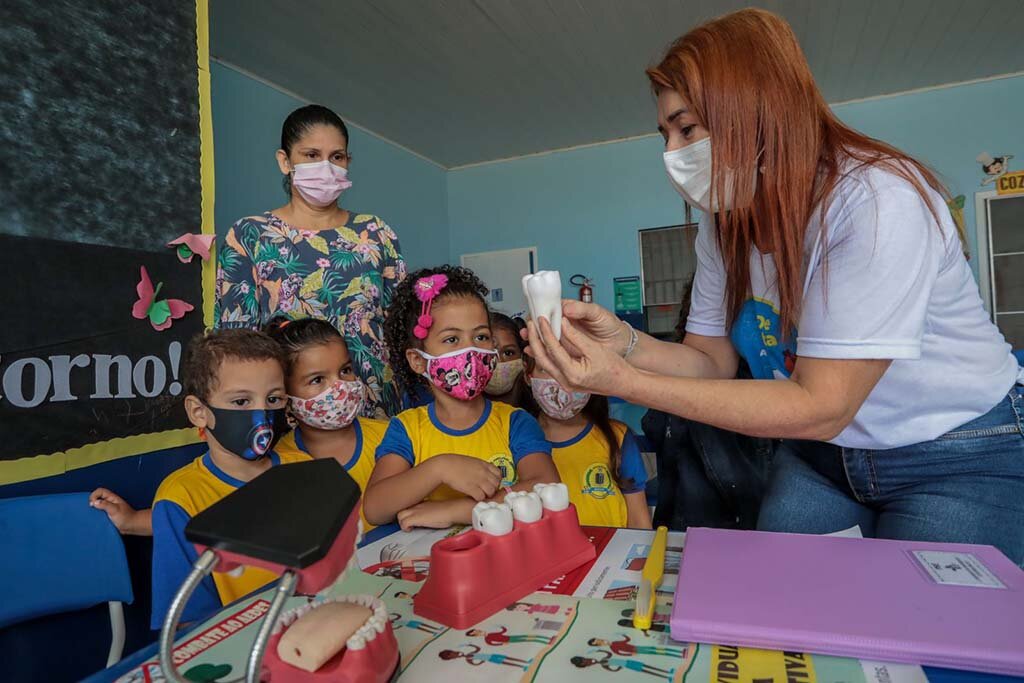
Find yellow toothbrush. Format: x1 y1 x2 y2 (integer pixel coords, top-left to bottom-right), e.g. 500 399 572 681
634 525 668 630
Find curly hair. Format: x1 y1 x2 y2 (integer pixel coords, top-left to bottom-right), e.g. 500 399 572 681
383 265 489 399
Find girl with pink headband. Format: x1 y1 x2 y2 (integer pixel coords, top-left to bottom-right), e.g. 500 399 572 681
363 265 560 530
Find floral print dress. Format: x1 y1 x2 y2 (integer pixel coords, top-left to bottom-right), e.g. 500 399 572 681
214 211 407 418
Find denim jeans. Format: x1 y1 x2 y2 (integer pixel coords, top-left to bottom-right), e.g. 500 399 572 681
645 409 774 531
758 387 1024 567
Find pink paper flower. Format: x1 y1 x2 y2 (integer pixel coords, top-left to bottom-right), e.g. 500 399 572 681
317 257 330 269
414 274 449 303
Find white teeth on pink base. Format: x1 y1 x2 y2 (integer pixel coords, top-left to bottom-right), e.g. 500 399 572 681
272 594 386 647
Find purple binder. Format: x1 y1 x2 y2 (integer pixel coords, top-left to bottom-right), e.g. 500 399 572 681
670 528 1024 676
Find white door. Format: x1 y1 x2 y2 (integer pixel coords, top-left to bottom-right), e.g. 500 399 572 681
460 247 537 317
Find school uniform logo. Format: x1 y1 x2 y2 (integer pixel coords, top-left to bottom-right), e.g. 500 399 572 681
489 454 517 486
581 463 616 499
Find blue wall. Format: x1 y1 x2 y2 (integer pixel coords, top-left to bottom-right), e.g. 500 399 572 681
212 62 449 271
447 75 1024 310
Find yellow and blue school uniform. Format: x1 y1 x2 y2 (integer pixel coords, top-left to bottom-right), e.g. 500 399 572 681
376 399 551 502
150 449 309 629
550 420 647 528
275 417 386 531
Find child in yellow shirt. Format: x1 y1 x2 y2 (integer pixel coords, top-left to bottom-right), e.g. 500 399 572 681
525 362 651 529
267 317 386 529
364 266 559 530
150 329 309 629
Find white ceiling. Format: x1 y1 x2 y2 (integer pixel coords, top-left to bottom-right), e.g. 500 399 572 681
211 0 1024 168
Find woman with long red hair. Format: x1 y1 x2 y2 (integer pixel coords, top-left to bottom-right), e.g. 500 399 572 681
528 9 1024 564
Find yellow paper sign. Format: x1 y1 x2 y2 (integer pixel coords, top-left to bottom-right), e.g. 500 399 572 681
710 645 818 683
996 170 1024 195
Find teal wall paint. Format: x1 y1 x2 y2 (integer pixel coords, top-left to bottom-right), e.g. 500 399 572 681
211 62 449 271
447 75 1024 310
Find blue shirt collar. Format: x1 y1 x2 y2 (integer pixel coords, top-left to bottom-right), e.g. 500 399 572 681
548 422 593 449
202 449 281 489
428 398 492 436
293 420 364 471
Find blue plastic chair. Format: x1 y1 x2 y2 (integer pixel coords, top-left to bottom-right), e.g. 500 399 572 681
0 492 134 667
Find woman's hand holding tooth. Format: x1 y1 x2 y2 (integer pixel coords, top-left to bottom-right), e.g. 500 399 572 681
527 311 636 398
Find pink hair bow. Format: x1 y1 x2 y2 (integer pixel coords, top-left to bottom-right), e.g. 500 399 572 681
413 274 449 339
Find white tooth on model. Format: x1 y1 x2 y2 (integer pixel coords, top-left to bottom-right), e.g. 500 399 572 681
522 271 562 339
347 634 366 650
533 483 570 511
505 490 543 523
472 501 514 536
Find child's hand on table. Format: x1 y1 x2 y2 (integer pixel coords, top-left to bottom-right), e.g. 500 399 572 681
396 499 475 531
89 488 152 536
433 454 502 501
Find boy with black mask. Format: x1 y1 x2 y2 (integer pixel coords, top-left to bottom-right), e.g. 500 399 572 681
150 329 309 629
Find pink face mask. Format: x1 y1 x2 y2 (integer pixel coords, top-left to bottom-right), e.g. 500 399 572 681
416 347 498 401
530 377 591 420
291 160 352 206
288 378 364 430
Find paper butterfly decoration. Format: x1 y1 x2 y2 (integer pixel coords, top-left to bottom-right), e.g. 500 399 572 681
132 266 194 331
167 233 215 263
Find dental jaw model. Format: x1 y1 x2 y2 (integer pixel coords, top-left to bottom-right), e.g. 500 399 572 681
414 482 596 628
158 459 399 683
522 271 562 339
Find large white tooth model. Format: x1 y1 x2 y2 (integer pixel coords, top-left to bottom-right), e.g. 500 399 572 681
472 501 514 536
533 482 570 511
522 271 562 340
505 490 543 523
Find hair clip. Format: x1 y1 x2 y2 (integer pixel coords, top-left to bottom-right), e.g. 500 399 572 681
413 274 449 339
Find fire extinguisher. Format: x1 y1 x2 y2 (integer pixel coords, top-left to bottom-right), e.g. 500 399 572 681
570 274 594 303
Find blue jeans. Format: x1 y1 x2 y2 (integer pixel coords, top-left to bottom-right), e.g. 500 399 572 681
758 388 1024 567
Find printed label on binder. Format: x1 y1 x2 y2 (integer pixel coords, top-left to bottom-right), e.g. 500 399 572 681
911 551 1006 589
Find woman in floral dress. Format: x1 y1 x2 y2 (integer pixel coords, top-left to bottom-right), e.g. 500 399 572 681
215 105 406 418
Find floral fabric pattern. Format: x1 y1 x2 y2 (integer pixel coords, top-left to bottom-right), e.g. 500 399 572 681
214 212 406 418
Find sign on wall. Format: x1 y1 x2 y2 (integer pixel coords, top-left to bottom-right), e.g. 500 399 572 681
0 0 215 484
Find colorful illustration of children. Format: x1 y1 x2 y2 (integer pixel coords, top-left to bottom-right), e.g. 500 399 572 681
465 626 554 646
588 635 687 658
390 613 445 635
616 618 670 634
571 650 675 679
505 601 561 615
438 645 532 670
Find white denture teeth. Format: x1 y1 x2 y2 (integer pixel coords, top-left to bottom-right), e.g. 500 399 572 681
522 271 562 339
369 616 386 633
506 490 543 523
347 634 366 650
273 601 316 634
471 501 514 536
533 482 570 511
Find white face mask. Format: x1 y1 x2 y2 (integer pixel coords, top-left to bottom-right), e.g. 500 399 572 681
663 137 754 213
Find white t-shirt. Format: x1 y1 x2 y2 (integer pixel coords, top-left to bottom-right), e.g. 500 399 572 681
686 163 1021 450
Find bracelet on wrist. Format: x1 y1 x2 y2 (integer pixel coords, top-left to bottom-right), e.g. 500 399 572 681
622 321 639 358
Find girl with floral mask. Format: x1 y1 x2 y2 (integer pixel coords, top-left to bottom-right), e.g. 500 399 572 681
364 266 559 531
524 360 651 530
265 318 386 531
484 312 528 407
